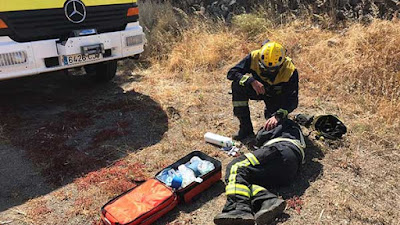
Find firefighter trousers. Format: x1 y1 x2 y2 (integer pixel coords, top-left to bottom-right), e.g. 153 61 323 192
222 141 301 213
231 81 282 119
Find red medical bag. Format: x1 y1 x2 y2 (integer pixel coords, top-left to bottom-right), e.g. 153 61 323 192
100 151 221 225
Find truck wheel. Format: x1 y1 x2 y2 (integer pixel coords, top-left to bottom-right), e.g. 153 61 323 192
85 60 117 82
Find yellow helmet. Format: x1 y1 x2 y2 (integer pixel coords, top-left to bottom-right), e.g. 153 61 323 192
259 41 286 71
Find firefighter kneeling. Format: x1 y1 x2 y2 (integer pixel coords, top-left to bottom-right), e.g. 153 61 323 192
214 119 306 225
228 40 299 141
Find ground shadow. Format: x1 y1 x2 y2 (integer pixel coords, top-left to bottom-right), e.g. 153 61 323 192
0 71 168 212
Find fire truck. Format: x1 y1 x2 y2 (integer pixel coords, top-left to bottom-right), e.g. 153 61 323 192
0 0 145 81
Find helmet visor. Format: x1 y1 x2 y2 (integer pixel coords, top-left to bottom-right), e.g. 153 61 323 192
259 61 281 73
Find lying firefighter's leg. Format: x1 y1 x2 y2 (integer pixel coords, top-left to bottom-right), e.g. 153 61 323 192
214 155 256 225
251 185 286 225
250 143 301 225
251 144 300 186
231 81 259 141
213 194 254 225
215 143 300 225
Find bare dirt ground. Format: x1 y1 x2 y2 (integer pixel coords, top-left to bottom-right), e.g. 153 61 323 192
0 56 399 225
0 69 168 224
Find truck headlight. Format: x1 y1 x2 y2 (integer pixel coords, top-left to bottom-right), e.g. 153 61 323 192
0 51 27 67
126 35 144 47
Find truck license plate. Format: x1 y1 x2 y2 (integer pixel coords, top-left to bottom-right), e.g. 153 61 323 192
63 53 102 65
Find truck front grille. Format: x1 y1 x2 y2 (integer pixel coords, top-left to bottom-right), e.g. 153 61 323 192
0 3 138 42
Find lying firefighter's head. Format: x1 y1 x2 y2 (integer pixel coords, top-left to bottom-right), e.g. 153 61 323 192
258 41 286 76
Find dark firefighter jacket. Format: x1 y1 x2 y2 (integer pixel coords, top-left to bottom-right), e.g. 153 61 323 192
255 119 306 164
227 50 299 116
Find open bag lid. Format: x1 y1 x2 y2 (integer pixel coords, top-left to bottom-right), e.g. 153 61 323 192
102 179 175 225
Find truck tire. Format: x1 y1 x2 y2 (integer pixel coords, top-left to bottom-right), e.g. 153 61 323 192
85 60 117 82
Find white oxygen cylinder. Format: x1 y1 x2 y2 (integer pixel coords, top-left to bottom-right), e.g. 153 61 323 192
204 132 235 148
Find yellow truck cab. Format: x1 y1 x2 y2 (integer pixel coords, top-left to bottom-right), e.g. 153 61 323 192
0 0 145 81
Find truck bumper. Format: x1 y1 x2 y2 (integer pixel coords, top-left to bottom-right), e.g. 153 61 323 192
0 22 145 80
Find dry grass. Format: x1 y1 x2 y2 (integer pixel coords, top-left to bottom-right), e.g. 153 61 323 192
298 19 400 111
167 24 244 79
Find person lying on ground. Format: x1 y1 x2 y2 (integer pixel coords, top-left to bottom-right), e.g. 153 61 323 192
214 118 306 225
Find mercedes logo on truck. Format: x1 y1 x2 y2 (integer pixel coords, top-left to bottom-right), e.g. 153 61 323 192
64 0 87 24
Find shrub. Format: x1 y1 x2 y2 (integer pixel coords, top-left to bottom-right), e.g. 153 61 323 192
232 13 272 37
139 1 189 60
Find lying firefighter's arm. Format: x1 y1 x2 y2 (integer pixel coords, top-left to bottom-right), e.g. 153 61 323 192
273 70 299 120
227 54 255 85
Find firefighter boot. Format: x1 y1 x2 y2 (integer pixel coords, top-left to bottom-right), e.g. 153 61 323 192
254 198 286 225
252 189 286 225
213 209 254 225
214 195 255 225
232 116 255 141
